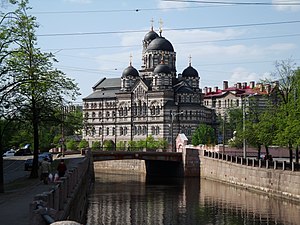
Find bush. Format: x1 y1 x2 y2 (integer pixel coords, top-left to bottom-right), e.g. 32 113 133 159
103 140 114 151
92 141 101 151
66 139 78 150
78 139 89 149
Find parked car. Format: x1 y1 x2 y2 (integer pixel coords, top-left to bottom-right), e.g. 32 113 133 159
2 150 16 157
24 156 43 171
39 152 53 162
24 153 53 171
14 148 32 156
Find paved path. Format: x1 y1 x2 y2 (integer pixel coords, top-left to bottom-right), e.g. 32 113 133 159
0 155 84 225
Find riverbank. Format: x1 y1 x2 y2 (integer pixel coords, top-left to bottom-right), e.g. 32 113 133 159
0 155 85 225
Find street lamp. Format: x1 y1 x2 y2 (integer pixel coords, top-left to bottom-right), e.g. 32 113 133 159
171 111 184 152
242 93 257 158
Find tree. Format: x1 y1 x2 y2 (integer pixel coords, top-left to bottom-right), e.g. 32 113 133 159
91 141 100 151
78 139 89 149
192 123 216 146
66 139 78 151
1 1 79 182
264 59 298 163
103 140 114 151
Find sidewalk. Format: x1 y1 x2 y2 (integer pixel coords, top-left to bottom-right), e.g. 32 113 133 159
0 155 84 225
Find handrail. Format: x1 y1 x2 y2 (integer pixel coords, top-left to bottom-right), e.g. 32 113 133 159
203 150 299 171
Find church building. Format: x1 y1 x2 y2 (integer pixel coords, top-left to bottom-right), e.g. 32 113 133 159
82 24 215 151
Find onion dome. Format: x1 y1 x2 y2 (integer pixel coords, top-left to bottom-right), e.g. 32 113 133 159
122 65 139 78
182 65 199 78
146 37 174 52
144 30 159 42
154 63 171 74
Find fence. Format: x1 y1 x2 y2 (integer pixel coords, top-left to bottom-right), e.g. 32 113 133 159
203 150 300 171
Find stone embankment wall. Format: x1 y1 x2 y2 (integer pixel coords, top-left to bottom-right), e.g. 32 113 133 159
200 151 300 202
94 159 146 173
30 153 94 225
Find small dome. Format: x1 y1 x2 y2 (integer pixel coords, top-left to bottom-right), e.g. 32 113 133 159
147 37 174 52
182 65 199 78
122 65 139 78
154 64 171 74
144 30 159 42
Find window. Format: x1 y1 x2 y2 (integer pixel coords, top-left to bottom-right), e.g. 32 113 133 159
99 127 102 136
106 127 109 135
113 127 115 135
120 127 123 136
156 106 160 115
119 107 123 116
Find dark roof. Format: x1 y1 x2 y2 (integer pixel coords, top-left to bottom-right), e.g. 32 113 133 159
182 65 199 78
122 65 139 78
154 64 171 74
83 89 119 100
146 37 174 52
144 30 159 42
92 78 120 90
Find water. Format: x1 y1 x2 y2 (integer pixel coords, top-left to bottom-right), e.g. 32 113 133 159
86 172 300 225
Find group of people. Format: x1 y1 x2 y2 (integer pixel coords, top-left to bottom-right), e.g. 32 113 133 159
40 158 67 184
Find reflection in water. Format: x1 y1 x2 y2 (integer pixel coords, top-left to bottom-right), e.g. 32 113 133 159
86 171 300 225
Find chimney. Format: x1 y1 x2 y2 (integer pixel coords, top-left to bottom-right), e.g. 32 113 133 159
208 87 212 93
214 86 218 93
250 81 255 89
237 82 241 89
266 84 271 93
204 87 208 94
242 82 247 89
223 81 228 90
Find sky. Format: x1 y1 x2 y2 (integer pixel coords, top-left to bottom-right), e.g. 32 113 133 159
2 0 300 102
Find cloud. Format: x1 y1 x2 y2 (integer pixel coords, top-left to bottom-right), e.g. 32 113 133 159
272 0 300 12
229 67 259 84
157 0 190 10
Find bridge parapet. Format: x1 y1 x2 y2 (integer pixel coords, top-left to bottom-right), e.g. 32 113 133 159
92 151 182 162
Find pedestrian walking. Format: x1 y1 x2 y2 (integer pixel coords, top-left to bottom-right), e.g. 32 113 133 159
40 157 51 184
57 159 67 178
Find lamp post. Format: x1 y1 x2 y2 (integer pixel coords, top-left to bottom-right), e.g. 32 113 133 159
242 93 257 158
242 98 246 158
171 111 183 152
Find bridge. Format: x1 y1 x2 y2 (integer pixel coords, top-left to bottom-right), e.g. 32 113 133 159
91 149 200 177
92 151 183 162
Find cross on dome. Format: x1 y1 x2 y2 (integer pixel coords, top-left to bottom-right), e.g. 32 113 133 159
159 18 163 36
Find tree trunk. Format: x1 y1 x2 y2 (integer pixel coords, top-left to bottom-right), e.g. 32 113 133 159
30 102 40 178
288 142 293 164
265 145 269 158
296 146 299 163
257 144 261 159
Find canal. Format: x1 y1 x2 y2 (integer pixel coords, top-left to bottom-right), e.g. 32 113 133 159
86 172 300 225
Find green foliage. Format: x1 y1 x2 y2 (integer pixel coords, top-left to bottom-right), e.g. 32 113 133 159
91 141 100 151
116 141 126 150
127 140 137 151
66 139 78 151
103 140 114 151
78 139 89 149
0 1 80 178
192 123 216 146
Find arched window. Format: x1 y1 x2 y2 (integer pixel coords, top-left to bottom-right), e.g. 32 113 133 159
143 103 147 115
119 107 123 116
156 106 160 115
